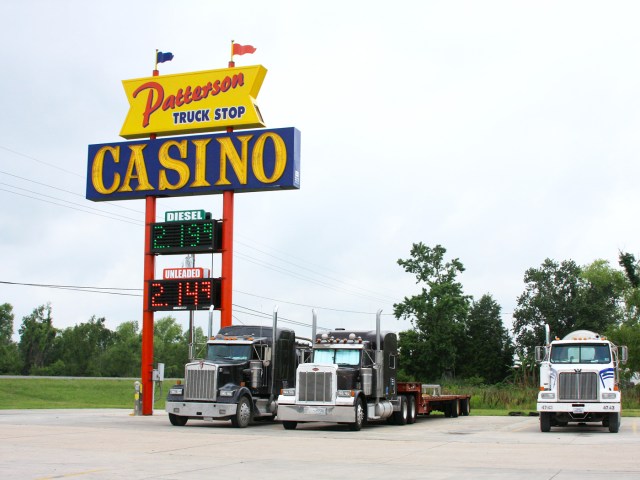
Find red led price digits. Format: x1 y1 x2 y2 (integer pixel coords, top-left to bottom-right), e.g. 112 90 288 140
148 279 220 311
150 282 168 308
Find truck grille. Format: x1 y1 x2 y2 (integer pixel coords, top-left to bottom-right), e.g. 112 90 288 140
298 370 333 403
184 363 217 401
558 372 598 401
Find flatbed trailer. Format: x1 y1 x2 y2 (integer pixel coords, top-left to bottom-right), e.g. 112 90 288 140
398 382 471 422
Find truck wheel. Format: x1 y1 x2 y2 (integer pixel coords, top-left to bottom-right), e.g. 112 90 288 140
407 395 417 424
460 398 470 416
540 412 551 432
451 400 459 418
393 396 408 425
608 413 620 433
231 396 252 428
350 398 365 431
282 421 297 430
168 413 188 426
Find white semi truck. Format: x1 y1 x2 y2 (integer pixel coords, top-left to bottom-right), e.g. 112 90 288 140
535 326 628 433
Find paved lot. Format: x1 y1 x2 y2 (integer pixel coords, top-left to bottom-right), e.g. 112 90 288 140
0 409 639 479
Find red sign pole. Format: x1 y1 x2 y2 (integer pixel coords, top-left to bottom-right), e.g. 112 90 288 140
141 195 156 415
141 66 160 415
221 54 235 328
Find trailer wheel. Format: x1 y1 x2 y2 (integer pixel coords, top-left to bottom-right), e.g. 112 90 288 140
231 396 252 428
540 412 551 432
450 399 459 418
459 398 470 416
350 398 365 431
608 413 620 433
168 413 188 426
282 421 297 430
407 395 417 424
393 396 408 425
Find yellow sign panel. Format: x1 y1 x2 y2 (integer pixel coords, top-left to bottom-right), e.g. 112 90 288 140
120 65 267 139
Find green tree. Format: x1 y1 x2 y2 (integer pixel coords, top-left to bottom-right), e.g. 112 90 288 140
458 294 514 384
394 243 470 381
154 316 188 378
617 251 640 323
101 321 141 377
18 304 58 375
605 252 640 377
0 303 21 374
56 317 114 376
512 258 624 384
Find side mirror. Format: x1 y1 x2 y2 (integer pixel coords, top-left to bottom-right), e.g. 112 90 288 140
264 346 272 367
535 346 548 363
620 346 628 365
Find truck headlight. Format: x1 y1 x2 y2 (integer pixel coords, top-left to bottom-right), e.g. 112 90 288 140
337 390 354 397
602 392 617 400
281 388 296 396
219 390 235 397
539 392 555 400
169 388 183 395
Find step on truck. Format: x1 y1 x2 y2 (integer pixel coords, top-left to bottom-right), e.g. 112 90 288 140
166 309 310 428
535 325 628 433
277 310 471 430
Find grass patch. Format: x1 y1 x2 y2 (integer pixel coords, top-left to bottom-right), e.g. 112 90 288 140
0 377 174 410
2 377 639 416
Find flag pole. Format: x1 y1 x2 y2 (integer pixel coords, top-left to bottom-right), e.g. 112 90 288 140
154 49 159 72
229 40 235 67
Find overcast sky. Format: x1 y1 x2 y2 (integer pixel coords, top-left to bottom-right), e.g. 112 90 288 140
2 1 640 343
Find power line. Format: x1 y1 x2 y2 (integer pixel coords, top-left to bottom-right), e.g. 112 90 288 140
0 280 392 316
0 183 143 225
1 145 403 309
0 187 143 226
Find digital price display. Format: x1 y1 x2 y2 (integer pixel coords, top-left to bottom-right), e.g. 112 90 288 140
151 220 222 254
149 278 221 311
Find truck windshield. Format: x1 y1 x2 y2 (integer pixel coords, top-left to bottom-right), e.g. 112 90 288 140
207 344 252 361
313 349 360 366
550 344 611 364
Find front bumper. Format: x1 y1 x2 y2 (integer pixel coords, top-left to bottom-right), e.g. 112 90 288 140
166 401 238 419
276 404 355 423
537 402 620 414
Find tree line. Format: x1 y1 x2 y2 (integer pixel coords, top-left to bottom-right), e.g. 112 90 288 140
394 243 640 386
0 304 203 378
2 242 640 385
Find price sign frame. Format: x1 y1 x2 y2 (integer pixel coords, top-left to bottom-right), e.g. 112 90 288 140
150 219 222 254
148 278 221 311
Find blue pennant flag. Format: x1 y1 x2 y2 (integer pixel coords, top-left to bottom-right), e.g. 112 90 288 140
156 51 174 64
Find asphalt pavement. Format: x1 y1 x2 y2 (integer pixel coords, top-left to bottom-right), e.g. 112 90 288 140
1 409 639 479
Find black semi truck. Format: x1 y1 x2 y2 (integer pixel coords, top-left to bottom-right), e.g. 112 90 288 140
166 314 310 428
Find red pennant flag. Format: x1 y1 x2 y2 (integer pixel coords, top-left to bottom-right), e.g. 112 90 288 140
232 43 256 56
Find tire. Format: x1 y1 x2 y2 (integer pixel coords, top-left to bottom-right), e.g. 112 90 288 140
393 396 408 425
540 412 551 432
282 421 297 430
350 398 365 431
168 413 188 426
406 395 417 424
231 396 252 428
459 398 470 416
450 400 459 418
608 412 620 433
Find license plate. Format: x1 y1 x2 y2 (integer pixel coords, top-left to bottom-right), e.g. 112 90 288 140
573 407 584 414
303 406 326 415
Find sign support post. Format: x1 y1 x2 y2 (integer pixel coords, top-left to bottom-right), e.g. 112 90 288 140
141 65 159 416
221 189 233 328
221 56 236 330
